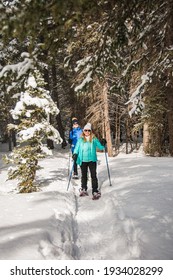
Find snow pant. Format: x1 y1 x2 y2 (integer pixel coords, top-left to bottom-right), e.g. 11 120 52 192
80 161 98 194
72 151 78 175
73 159 78 175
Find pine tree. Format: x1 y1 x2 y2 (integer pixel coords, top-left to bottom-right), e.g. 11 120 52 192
4 69 62 193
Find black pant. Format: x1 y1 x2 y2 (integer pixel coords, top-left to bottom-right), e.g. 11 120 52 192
73 159 78 175
80 162 98 193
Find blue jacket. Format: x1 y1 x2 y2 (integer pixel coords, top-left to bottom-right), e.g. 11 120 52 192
74 136 105 166
69 127 83 153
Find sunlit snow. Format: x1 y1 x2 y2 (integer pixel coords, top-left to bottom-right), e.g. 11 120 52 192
0 143 173 260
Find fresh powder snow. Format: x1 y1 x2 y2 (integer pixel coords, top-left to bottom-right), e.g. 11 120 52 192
0 143 173 260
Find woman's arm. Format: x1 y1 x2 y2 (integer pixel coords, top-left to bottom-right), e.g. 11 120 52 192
95 138 105 150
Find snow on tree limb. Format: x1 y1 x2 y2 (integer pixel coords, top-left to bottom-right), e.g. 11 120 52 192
126 72 151 117
74 71 93 92
0 52 34 79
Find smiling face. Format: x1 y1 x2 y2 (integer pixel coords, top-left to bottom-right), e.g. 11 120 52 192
84 129 91 135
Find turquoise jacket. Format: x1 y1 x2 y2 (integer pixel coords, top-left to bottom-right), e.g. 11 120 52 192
74 136 105 166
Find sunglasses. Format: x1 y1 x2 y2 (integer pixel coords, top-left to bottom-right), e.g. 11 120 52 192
84 130 91 132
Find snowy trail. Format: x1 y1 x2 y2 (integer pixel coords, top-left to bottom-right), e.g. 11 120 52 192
1 146 173 260
71 177 142 260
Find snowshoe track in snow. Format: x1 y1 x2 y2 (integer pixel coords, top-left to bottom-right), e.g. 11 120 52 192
73 183 142 259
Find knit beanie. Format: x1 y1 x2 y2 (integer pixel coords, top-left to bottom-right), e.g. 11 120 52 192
83 123 92 130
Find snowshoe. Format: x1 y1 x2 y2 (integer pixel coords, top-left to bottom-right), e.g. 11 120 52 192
79 189 89 197
92 192 101 200
72 174 79 179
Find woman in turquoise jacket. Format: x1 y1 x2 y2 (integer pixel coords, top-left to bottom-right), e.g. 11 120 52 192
73 123 106 199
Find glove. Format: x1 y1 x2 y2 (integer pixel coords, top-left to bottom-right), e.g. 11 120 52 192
72 154 78 161
100 138 107 146
68 138 72 144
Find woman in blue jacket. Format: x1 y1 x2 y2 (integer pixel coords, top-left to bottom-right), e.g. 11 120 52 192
73 122 106 199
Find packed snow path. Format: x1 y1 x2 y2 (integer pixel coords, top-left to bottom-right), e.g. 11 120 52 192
0 147 173 260
73 186 141 260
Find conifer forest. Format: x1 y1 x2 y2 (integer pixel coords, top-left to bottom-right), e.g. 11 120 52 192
0 0 173 192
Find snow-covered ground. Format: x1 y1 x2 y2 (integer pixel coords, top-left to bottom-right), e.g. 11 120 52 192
0 143 173 260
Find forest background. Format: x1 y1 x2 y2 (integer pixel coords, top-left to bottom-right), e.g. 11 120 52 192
0 0 173 192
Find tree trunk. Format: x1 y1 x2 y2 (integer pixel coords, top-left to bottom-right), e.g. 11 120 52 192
102 80 113 157
165 3 173 156
125 118 132 154
12 130 16 147
143 122 150 153
115 104 121 152
166 88 173 155
51 64 67 149
43 67 54 149
8 135 12 151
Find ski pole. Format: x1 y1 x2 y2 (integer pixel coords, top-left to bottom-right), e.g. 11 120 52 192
67 161 74 191
68 150 71 176
104 148 112 186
